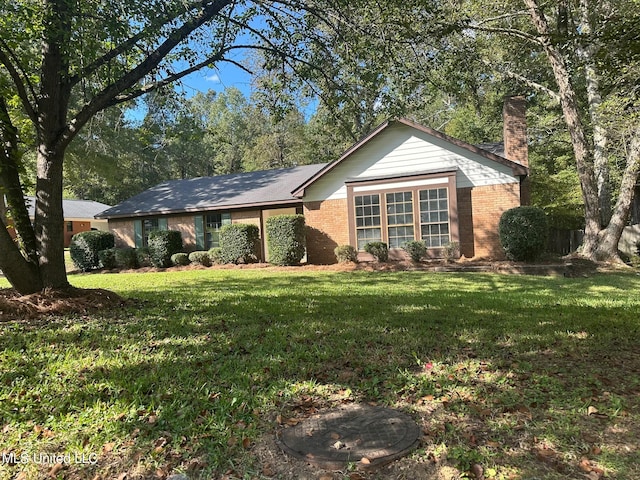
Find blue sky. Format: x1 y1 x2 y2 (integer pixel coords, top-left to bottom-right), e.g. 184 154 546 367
179 63 254 98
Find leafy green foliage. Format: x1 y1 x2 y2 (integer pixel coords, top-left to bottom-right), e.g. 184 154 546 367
334 244 358 263
218 224 260 264
97 248 117 269
171 252 190 266
148 230 183 268
116 248 139 269
69 230 115 271
188 251 211 267
499 206 549 261
364 241 389 262
403 240 427 262
265 214 306 266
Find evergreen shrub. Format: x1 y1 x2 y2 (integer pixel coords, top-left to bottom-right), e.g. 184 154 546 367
265 214 306 265
498 206 549 261
148 230 183 268
70 230 115 271
363 241 389 262
188 251 211 266
116 248 139 269
403 240 426 262
334 245 358 263
219 224 260 264
171 252 191 266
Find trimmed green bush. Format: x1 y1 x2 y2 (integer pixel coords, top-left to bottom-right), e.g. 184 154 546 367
136 247 152 267
334 245 358 263
70 230 115 271
188 251 211 266
443 241 460 263
219 223 260 264
265 214 306 266
403 240 426 262
115 248 139 269
171 252 191 266
498 206 549 261
98 248 117 269
148 230 183 268
208 247 223 265
364 241 389 262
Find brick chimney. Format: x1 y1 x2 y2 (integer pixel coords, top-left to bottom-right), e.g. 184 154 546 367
503 95 528 167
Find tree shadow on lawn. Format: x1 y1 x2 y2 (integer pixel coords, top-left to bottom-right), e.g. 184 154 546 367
2 271 640 479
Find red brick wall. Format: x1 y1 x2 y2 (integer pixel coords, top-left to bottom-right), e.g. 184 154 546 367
458 183 521 259
304 199 349 264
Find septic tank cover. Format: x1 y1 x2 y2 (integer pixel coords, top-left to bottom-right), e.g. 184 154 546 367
276 403 421 470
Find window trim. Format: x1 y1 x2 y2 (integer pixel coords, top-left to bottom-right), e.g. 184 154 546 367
347 171 458 253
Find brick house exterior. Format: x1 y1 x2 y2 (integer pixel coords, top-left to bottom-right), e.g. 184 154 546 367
97 97 530 262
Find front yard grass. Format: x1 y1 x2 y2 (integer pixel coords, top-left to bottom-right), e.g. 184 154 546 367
1 269 639 479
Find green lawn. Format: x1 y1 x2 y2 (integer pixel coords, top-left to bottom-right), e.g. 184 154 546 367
1 269 640 479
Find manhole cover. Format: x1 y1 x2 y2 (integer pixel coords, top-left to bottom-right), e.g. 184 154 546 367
276 403 421 470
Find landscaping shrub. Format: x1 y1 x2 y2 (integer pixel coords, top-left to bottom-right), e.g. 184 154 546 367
218 224 260 264
265 214 306 266
364 241 389 262
98 248 117 269
115 248 139 269
171 252 191 266
70 230 115 271
188 251 211 266
403 240 426 262
148 230 183 268
334 245 358 263
208 247 223 264
498 206 549 261
443 241 460 263
136 247 152 267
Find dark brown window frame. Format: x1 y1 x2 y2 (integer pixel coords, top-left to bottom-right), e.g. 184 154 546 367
346 171 459 252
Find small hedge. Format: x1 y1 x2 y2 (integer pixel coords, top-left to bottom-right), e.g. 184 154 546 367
334 245 358 263
136 247 152 267
188 251 211 266
98 248 117 269
148 230 183 268
403 240 426 262
219 223 260 264
115 248 139 269
364 241 389 262
208 248 223 265
265 214 306 266
171 252 191 266
498 206 549 261
70 230 115 271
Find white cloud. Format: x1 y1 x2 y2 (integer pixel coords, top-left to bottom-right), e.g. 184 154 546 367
205 74 220 83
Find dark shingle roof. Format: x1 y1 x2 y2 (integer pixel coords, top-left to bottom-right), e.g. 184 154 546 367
25 197 112 220
96 163 327 219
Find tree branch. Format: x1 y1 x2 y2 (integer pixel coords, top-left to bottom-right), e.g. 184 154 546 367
480 59 560 101
0 40 38 123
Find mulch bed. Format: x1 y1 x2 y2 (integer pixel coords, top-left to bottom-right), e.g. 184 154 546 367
0 287 128 322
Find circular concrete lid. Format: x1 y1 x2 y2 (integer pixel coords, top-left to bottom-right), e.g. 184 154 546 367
276 403 421 470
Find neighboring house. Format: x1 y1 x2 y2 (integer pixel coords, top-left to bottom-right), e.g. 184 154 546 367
24 197 112 247
97 97 531 263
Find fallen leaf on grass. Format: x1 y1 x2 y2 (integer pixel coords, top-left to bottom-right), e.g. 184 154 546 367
359 457 370 465
471 463 484 479
242 437 251 449
15 472 28 480
48 463 64 477
261 463 276 477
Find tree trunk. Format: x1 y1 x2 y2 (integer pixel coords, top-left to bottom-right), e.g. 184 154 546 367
34 147 70 289
524 0 602 255
593 126 640 260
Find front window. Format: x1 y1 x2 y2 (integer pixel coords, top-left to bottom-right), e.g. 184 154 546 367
386 191 414 248
205 212 232 248
143 218 160 246
419 188 450 247
355 194 381 250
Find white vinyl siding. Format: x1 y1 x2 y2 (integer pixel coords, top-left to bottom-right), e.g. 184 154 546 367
304 124 518 202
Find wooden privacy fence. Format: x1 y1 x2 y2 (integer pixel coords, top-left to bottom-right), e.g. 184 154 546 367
547 228 584 255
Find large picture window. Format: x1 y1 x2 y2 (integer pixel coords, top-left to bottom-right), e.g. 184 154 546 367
419 188 450 247
349 174 457 254
354 194 381 250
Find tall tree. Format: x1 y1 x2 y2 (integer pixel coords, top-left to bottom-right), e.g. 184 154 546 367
0 0 395 294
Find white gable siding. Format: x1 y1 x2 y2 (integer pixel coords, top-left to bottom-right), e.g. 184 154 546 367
304 124 519 202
